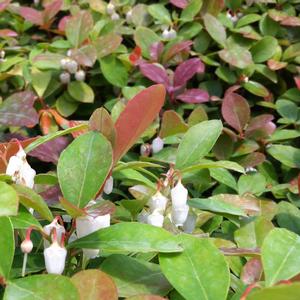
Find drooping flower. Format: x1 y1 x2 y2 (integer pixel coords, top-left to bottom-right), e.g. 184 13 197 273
103 176 113 195
148 191 168 213
171 179 188 208
43 217 66 248
147 209 164 227
151 137 164 154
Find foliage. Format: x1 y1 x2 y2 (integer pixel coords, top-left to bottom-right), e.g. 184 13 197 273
0 0 300 299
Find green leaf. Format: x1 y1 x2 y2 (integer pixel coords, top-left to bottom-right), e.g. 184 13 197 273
67 81 95 103
276 100 299 122
247 283 300 300
219 46 253 69
203 13 226 46
100 56 128 88
13 184 53 221
262 228 300 286
3 274 79 300
242 81 269 97
101 254 172 297
0 217 14 280
250 36 278 63
57 131 113 208
148 4 172 24
188 198 247 216
68 222 183 253
25 124 88 153
0 181 18 216
267 145 300 168
180 0 203 22
175 120 223 170
94 33 122 59
236 14 261 28
71 270 118 300
159 234 230 300
237 173 266 196
31 68 52 98
65 11 94 48
282 42 300 61
10 205 42 230
209 168 238 191
277 201 300 235
134 27 161 59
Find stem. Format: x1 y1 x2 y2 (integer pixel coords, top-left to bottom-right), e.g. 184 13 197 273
21 253 28 277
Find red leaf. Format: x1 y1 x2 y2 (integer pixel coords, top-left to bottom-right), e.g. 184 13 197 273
169 0 188 9
295 76 300 90
162 40 193 63
139 62 170 87
113 84 166 163
20 7 44 26
267 59 287 71
176 88 209 104
0 0 10 12
241 258 263 285
58 15 71 32
129 46 142 65
235 152 266 168
43 0 62 23
221 92 250 133
0 91 39 127
150 42 164 62
173 58 205 87
245 114 276 139
0 29 17 37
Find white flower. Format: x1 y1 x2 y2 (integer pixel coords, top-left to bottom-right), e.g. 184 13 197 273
75 70 86 81
43 218 66 249
151 137 164 154
137 210 150 223
162 29 170 40
168 28 177 40
44 240 67 274
111 12 120 21
59 72 71 84
66 59 78 74
171 204 189 227
103 176 113 195
171 180 188 208
6 147 36 189
126 10 132 23
76 214 110 258
106 2 115 15
148 191 168 212
183 212 197 233
60 58 70 70
147 210 164 227
0 50 5 59
21 239 33 254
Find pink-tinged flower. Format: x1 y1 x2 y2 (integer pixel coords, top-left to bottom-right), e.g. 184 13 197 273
6 143 36 189
294 76 300 90
43 217 66 248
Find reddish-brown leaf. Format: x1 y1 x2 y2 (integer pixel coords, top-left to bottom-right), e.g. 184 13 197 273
139 62 170 87
94 33 122 59
19 7 44 26
159 110 189 138
43 0 62 23
0 0 10 12
0 29 17 37
70 44 97 67
169 0 188 9
176 88 209 104
221 92 250 133
162 40 193 63
235 152 266 168
0 91 39 127
245 114 276 139
71 270 118 300
241 258 263 285
113 84 166 163
267 59 287 71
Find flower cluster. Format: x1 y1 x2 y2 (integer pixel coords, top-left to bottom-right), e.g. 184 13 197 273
60 57 85 84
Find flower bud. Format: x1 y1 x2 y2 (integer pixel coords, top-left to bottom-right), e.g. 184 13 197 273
21 239 33 254
126 10 132 23
75 70 86 81
151 137 164 154
168 28 177 40
0 50 5 59
106 2 115 15
60 58 70 69
148 191 168 212
111 12 120 21
67 49 72 57
171 204 189 227
147 210 164 227
162 29 170 40
44 241 67 274
171 180 188 208
140 143 151 157
66 60 78 74
59 72 71 84
103 176 113 195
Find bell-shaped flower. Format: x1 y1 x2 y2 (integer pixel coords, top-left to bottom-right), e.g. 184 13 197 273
76 213 110 259
147 210 164 227
171 204 189 227
183 212 197 233
171 180 188 208
6 146 36 189
44 229 67 275
148 191 168 213
43 217 66 248
151 137 164 154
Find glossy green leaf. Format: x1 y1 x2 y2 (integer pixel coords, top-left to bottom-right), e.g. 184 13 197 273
100 56 128 88
4 274 79 300
237 173 266 196
250 36 278 63
242 81 269 97
101 254 172 297
180 0 203 22
262 228 300 286
0 217 14 280
175 120 223 170
13 184 53 221
10 205 42 230
277 201 300 235
67 81 95 103
0 181 18 216
203 13 226 46
68 222 183 253
276 100 299 122
159 234 230 300
57 131 113 208
148 4 171 24
267 145 300 168
209 168 238 191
